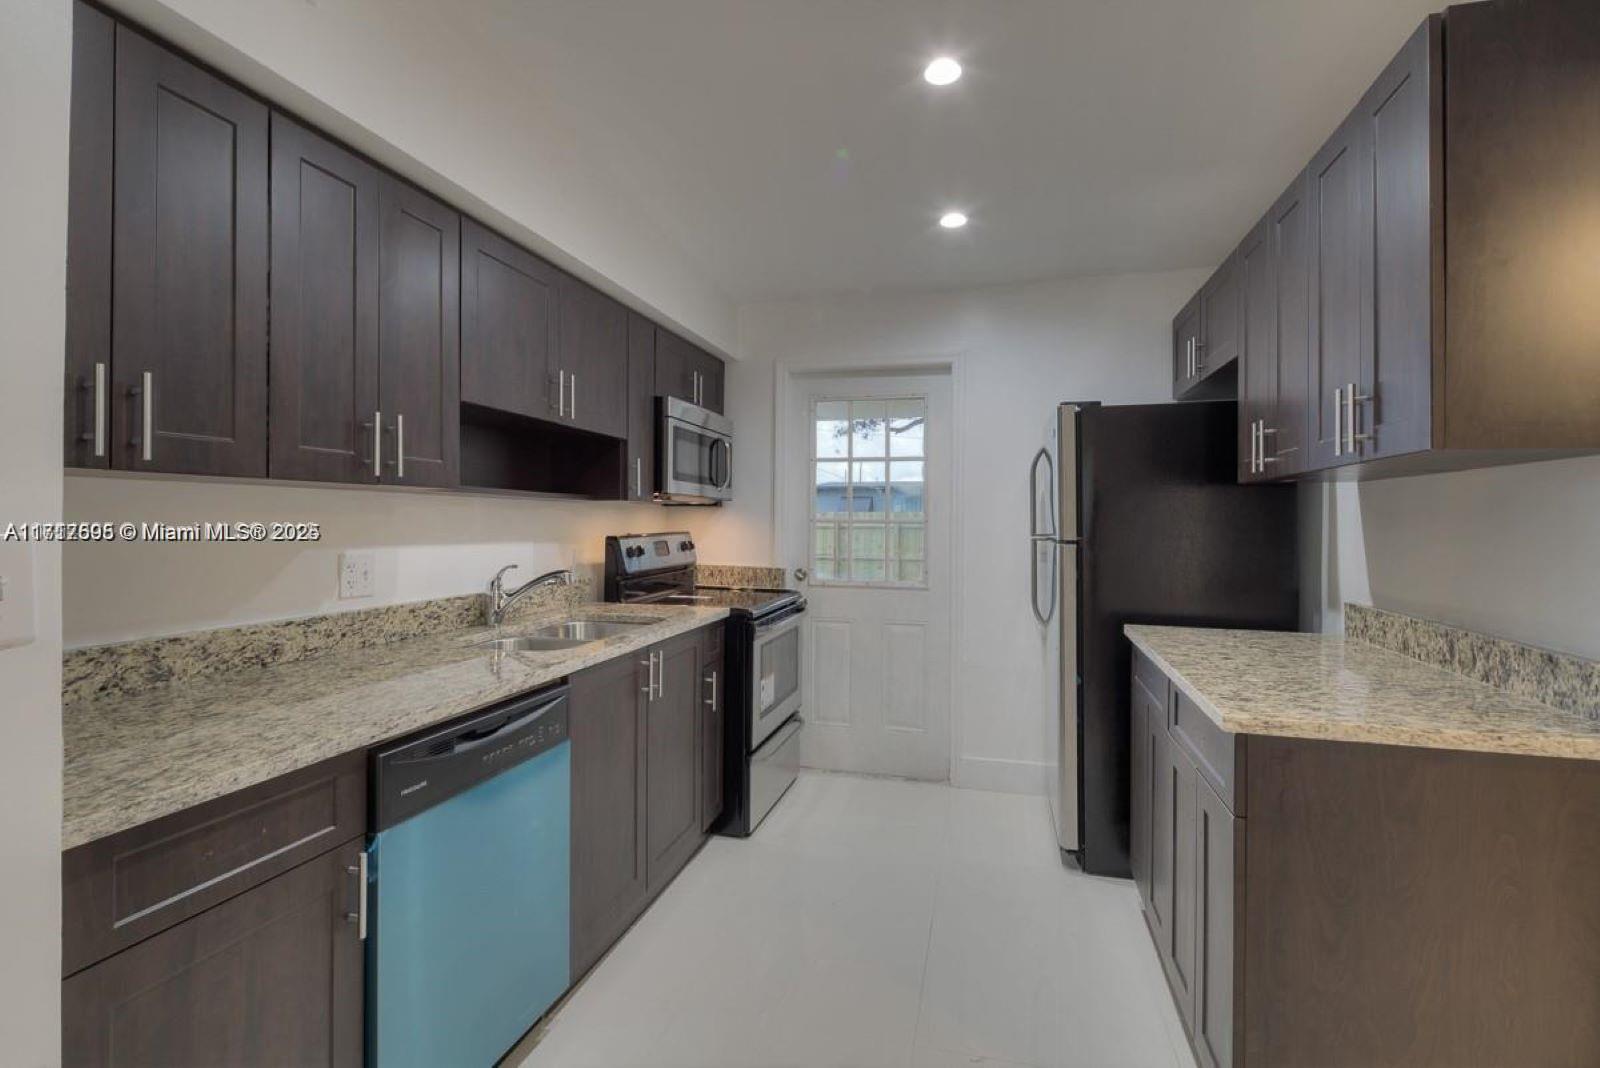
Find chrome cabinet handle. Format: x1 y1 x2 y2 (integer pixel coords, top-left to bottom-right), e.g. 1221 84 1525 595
91 362 107 457
130 371 155 462
634 456 643 498
1332 387 1344 456
706 669 717 709
569 372 577 422
1250 420 1260 474
556 370 567 417
1259 424 1279 467
655 650 663 699
395 414 405 479
345 850 368 940
367 410 382 477
641 655 654 697
1347 383 1371 450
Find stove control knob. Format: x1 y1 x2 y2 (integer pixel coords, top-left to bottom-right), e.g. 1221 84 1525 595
680 540 694 552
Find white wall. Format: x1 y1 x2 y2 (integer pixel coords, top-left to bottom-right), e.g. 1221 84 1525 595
64 478 715 647
1317 457 1600 660
697 269 1208 793
102 0 737 356
0 0 68 1061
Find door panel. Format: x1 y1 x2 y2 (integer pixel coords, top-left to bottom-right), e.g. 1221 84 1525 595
1270 173 1312 477
378 176 459 488
112 26 268 476
626 312 657 500
1172 294 1202 397
700 634 725 832
1169 735 1199 1026
1194 776 1239 1068
569 655 649 978
654 330 699 405
694 351 726 414
461 219 558 421
646 635 704 892
1199 252 1241 378
66 1 114 469
1307 114 1369 470
1130 675 1155 912
786 373 953 781
1361 18 1438 460
62 841 363 1068
269 115 381 484
558 274 629 438
1149 724 1174 948
1237 218 1275 483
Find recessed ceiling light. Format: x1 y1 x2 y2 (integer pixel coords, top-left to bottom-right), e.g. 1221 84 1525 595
923 56 963 86
938 211 969 230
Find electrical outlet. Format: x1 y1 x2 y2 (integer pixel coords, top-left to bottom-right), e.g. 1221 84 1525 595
338 551 375 600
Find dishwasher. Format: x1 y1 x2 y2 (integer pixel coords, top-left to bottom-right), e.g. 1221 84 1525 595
365 683 571 1068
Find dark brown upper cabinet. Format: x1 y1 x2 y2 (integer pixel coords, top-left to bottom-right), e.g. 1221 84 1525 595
65 1 114 470
556 274 629 439
1173 254 1240 401
1238 175 1311 482
377 176 460 488
626 311 657 502
1305 111 1368 472
461 219 559 423
111 24 269 477
655 329 725 414
269 115 381 485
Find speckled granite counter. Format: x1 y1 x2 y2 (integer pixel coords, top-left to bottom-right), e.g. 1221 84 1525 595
64 603 727 850
1124 624 1600 761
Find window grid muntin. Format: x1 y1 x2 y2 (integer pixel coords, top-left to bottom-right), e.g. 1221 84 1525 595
810 396 927 588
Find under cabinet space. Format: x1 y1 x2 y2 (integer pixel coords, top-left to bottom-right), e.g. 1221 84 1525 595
460 403 625 498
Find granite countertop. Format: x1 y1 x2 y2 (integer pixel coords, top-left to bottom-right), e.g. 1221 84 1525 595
1124 624 1600 761
63 603 728 850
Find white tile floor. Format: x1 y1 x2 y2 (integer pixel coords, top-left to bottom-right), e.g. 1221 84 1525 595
512 772 1195 1068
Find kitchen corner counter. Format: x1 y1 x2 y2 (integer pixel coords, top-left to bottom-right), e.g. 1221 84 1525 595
64 603 728 850
1124 624 1600 762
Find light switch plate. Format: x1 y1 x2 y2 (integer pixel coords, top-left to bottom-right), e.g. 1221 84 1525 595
0 542 38 651
338 551 374 600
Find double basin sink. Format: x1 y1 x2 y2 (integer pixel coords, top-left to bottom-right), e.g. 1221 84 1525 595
473 618 652 654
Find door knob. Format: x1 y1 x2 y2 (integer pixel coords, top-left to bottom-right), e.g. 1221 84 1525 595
794 567 809 583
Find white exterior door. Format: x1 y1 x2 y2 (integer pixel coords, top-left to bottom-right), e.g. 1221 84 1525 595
783 370 953 781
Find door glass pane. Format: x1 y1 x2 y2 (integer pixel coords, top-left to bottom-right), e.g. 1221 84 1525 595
814 461 849 514
810 395 929 588
816 401 850 459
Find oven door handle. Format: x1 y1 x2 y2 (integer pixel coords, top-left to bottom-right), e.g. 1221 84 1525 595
753 609 805 641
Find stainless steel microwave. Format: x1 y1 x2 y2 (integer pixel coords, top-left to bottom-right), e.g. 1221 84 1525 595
657 396 733 504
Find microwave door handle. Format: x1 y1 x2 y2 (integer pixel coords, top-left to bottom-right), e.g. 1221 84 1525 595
717 439 733 489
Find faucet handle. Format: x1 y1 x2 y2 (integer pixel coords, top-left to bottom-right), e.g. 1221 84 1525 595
491 564 520 590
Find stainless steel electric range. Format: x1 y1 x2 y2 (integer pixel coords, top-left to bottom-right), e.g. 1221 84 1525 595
604 533 804 835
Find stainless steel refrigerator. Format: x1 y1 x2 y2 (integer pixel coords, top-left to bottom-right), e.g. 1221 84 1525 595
1030 400 1299 877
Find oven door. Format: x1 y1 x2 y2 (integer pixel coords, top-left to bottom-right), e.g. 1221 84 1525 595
749 609 803 751
660 401 733 503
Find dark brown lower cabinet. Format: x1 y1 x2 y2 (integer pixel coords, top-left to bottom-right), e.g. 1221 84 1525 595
646 632 705 892
569 652 650 979
1128 674 1157 911
1133 648 1600 1067
699 629 726 832
63 838 365 1068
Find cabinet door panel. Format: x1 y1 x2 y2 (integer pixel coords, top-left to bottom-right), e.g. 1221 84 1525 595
1194 777 1239 1068
1307 114 1369 470
62 840 364 1068
694 351 726 415
569 655 649 978
1199 253 1241 377
1130 674 1154 910
654 330 700 406
1169 737 1199 1024
1172 294 1202 398
558 275 629 438
66 2 114 469
1149 724 1175 947
1238 219 1275 483
112 26 268 477
269 115 381 484
626 312 657 501
461 220 558 421
647 635 705 892
1360 18 1438 460
378 177 459 488
700 635 726 832
1269 173 1312 477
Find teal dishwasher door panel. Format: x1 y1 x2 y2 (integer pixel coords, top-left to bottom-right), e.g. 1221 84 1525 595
368 741 571 1068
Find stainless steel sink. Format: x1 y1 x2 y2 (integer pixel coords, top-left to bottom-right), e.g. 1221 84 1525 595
472 617 653 654
527 619 651 641
473 635 591 653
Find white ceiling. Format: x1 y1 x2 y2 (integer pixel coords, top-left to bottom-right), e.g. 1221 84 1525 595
473 0 1442 303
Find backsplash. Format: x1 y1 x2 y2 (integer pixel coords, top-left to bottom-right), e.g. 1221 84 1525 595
697 564 787 589
1346 603 1600 721
63 579 594 704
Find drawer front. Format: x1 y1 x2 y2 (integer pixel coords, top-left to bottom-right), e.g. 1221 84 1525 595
1132 646 1168 708
64 751 366 975
1169 688 1242 816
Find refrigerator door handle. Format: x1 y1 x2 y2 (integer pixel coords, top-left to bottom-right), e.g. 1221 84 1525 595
1029 447 1055 538
1031 538 1058 625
